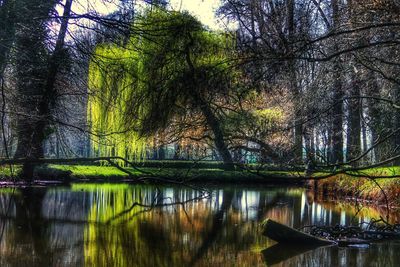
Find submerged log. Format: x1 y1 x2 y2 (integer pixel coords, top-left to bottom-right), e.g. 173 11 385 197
262 219 334 245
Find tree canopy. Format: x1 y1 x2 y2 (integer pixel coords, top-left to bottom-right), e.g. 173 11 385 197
88 9 237 162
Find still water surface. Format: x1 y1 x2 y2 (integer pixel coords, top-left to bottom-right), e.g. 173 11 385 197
0 183 398 267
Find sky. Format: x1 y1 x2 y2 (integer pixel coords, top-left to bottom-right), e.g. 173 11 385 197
66 0 230 31
168 0 226 30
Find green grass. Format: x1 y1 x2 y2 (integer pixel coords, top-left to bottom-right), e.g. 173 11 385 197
0 162 302 183
51 165 133 178
1 163 400 198
345 166 400 176
46 164 303 183
0 165 20 178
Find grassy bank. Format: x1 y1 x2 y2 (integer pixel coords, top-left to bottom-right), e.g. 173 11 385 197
0 163 306 185
47 164 305 184
1 163 400 207
310 167 400 207
39 165 400 207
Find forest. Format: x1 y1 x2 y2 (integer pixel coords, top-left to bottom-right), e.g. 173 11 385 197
0 0 400 266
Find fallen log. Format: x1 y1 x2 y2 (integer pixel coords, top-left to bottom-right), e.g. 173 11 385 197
261 218 335 245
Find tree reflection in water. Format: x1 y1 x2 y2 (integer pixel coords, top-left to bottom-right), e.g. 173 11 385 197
0 184 398 267
263 241 400 267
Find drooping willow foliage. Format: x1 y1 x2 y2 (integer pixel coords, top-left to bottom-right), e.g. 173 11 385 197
88 9 236 160
88 44 146 159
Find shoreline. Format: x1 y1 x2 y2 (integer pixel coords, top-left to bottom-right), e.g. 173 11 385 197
308 174 400 208
1 165 399 210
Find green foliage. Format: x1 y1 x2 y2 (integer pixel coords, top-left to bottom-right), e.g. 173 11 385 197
88 9 236 159
222 107 284 137
253 108 284 126
88 43 145 160
0 165 20 179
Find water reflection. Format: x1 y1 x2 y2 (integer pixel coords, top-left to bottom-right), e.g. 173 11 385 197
0 184 398 267
264 241 400 267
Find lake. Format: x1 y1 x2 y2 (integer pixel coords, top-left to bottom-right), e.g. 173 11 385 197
0 183 399 266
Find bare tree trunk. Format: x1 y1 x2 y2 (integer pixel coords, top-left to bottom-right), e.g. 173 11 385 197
14 0 73 180
32 0 73 156
326 126 332 164
330 0 344 164
346 0 362 164
198 98 233 169
331 69 344 164
393 85 400 165
304 125 315 162
367 74 381 163
361 107 368 163
184 34 233 169
287 0 303 163
346 70 362 163
14 0 53 161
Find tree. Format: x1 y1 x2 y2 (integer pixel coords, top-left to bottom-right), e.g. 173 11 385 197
329 0 344 165
218 0 400 169
0 0 15 76
89 9 237 168
12 0 73 179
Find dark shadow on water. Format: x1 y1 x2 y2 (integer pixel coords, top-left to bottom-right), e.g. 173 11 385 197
262 243 333 266
9 187 51 267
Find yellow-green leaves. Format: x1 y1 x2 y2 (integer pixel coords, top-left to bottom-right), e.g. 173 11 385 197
253 108 284 127
88 9 236 160
88 45 145 161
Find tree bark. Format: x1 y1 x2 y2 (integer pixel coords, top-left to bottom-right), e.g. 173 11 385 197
304 125 315 162
346 0 362 164
346 70 362 163
330 0 344 164
184 34 234 169
393 85 400 165
31 0 73 157
287 0 303 163
331 67 344 164
14 0 54 161
197 97 234 169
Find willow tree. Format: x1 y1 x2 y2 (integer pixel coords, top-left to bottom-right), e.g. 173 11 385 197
89 9 236 167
